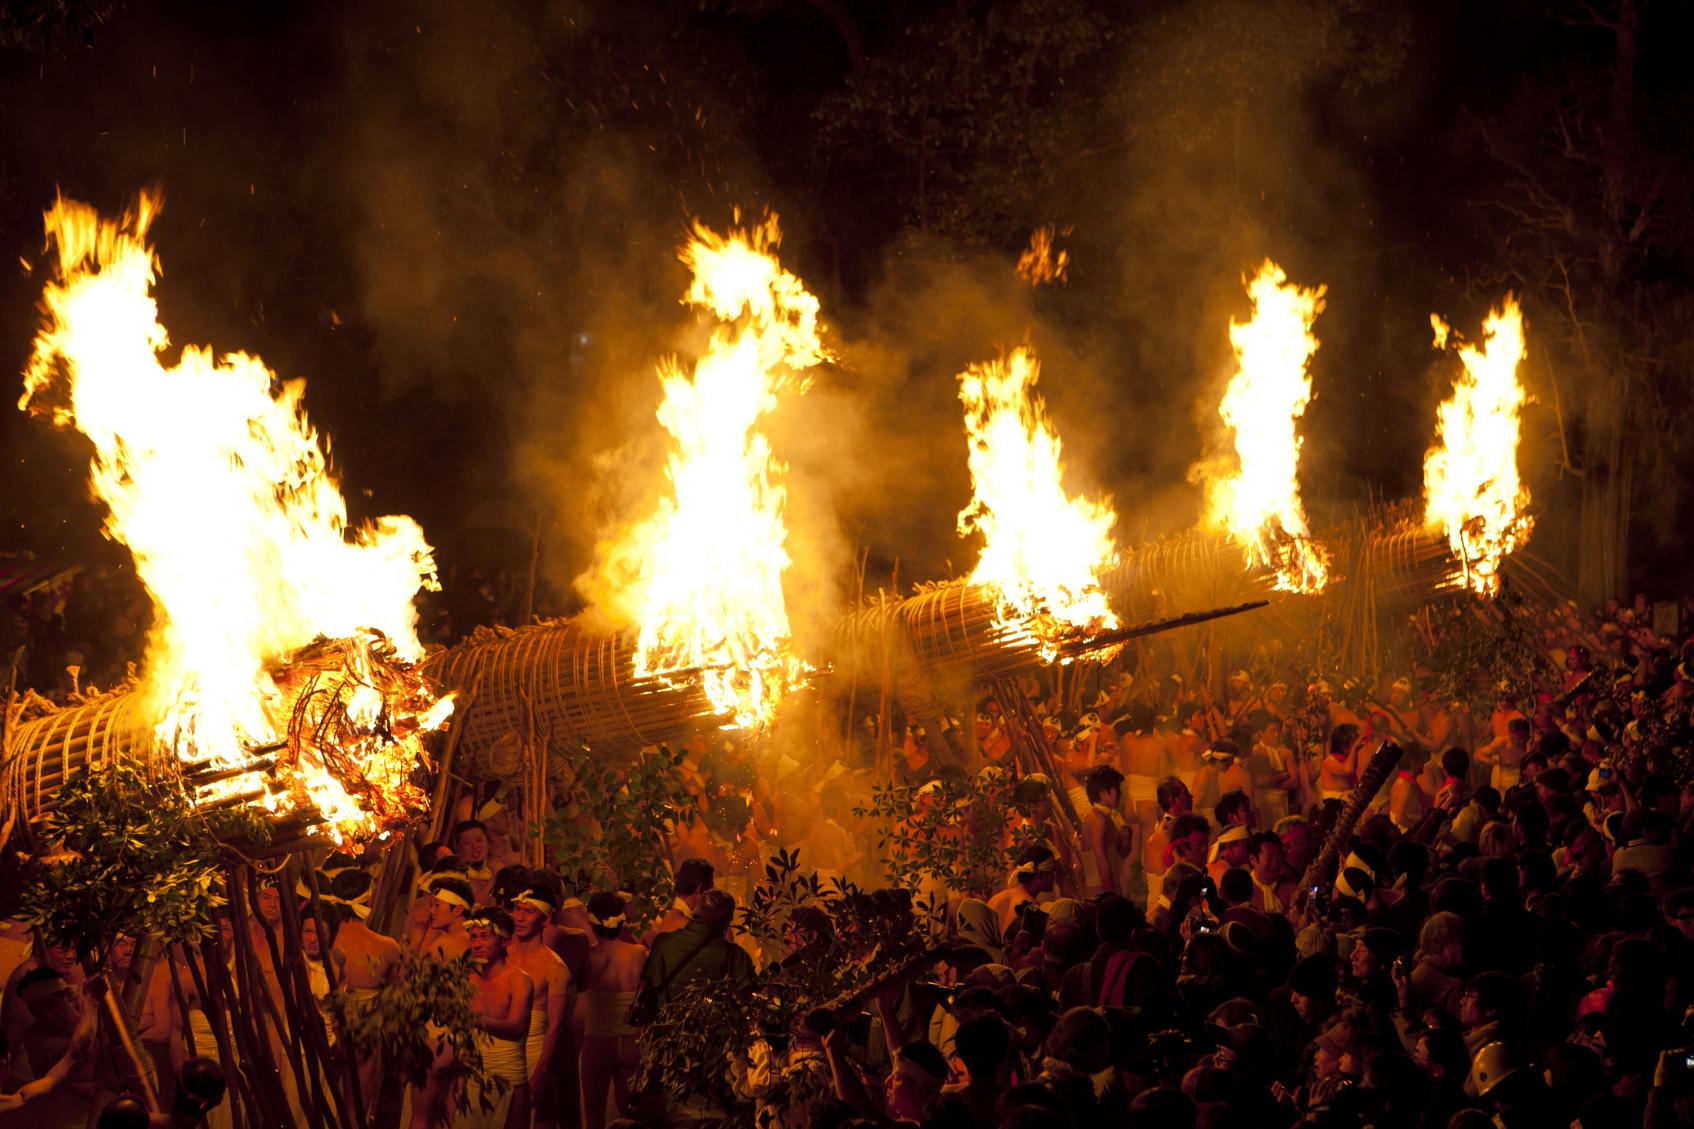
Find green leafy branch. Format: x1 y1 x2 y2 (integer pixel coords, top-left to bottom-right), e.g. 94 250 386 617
329 952 507 1118
855 769 1038 900
542 744 698 929
17 759 227 965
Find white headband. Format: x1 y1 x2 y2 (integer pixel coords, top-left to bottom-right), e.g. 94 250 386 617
430 886 472 911
1208 824 1249 863
589 913 626 930
296 879 372 919
511 891 557 914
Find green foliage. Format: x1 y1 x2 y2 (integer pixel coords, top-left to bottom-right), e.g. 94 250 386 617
1416 593 1555 718
856 769 1038 899
737 846 851 950
637 848 932 1123
329 952 506 1116
543 744 698 929
636 972 760 1116
18 759 225 963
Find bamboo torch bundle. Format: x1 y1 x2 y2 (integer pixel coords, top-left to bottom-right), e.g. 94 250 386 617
420 617 723 766
1 634 444 846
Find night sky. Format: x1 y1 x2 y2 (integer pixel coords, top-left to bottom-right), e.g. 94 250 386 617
2 0 1689 605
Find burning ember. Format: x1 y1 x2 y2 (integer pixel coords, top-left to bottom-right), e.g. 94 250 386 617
1016 226 1071 287
21 192 449 841
957 346 1119 661
1423 297 1533 597
1203 260 1330 593
597 214 824 729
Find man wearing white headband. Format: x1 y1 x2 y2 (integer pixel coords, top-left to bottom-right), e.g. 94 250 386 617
416 876 474 960
320 868 400 1114
506 887 574 1128
1207 823 1252 884
463 906 535 1129
989 845 1059 933
580 892 647 1129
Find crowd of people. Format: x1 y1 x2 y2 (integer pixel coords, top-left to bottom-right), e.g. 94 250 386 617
4 588 1694 1129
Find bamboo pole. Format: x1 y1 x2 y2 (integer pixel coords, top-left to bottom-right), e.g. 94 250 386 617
243 869 329 1129
223 873 304 1128
269 861 353 1129
200 923 291 1127
180 944 260 1129
299 863 369 1129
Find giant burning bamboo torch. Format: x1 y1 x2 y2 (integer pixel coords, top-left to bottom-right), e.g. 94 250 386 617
1 195 451 848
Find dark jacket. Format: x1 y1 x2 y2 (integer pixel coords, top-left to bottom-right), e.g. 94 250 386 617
641 918 755 1007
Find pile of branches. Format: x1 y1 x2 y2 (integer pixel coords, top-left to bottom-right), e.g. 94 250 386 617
272 631 443 840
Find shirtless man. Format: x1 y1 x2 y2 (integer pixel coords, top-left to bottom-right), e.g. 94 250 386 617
1475 717 1531 794
411 876 474 960
578 893 647 1129
1378 677 1436 751
1118 706 1167 850
1318 723 1362 804
986 846 1059 934
1387 753 1429 832
459 908 535 1129
13 970 99 1121
506 887 574 1129
1164 707 1209 802
1221 670 1263 732
106 933 174 1098
400 878 476 1128
1247 713 1294 828
1194 741 1252 826
1079 766 1132 898
808 789 857 886
3 932 83 1087
974 706 1012 766
1142 778 1192 910
323 869 401 1112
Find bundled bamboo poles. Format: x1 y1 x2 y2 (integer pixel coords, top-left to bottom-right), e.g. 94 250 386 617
1 636 438 845
1100 510 1459 628
0 687 286 834
420 618 723 763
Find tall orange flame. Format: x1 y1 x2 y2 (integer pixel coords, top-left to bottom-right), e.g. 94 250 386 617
958 346 1119 661
1423 297 1532 596
1204 260 1330 593
21 193 447 839
595 215 824 728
